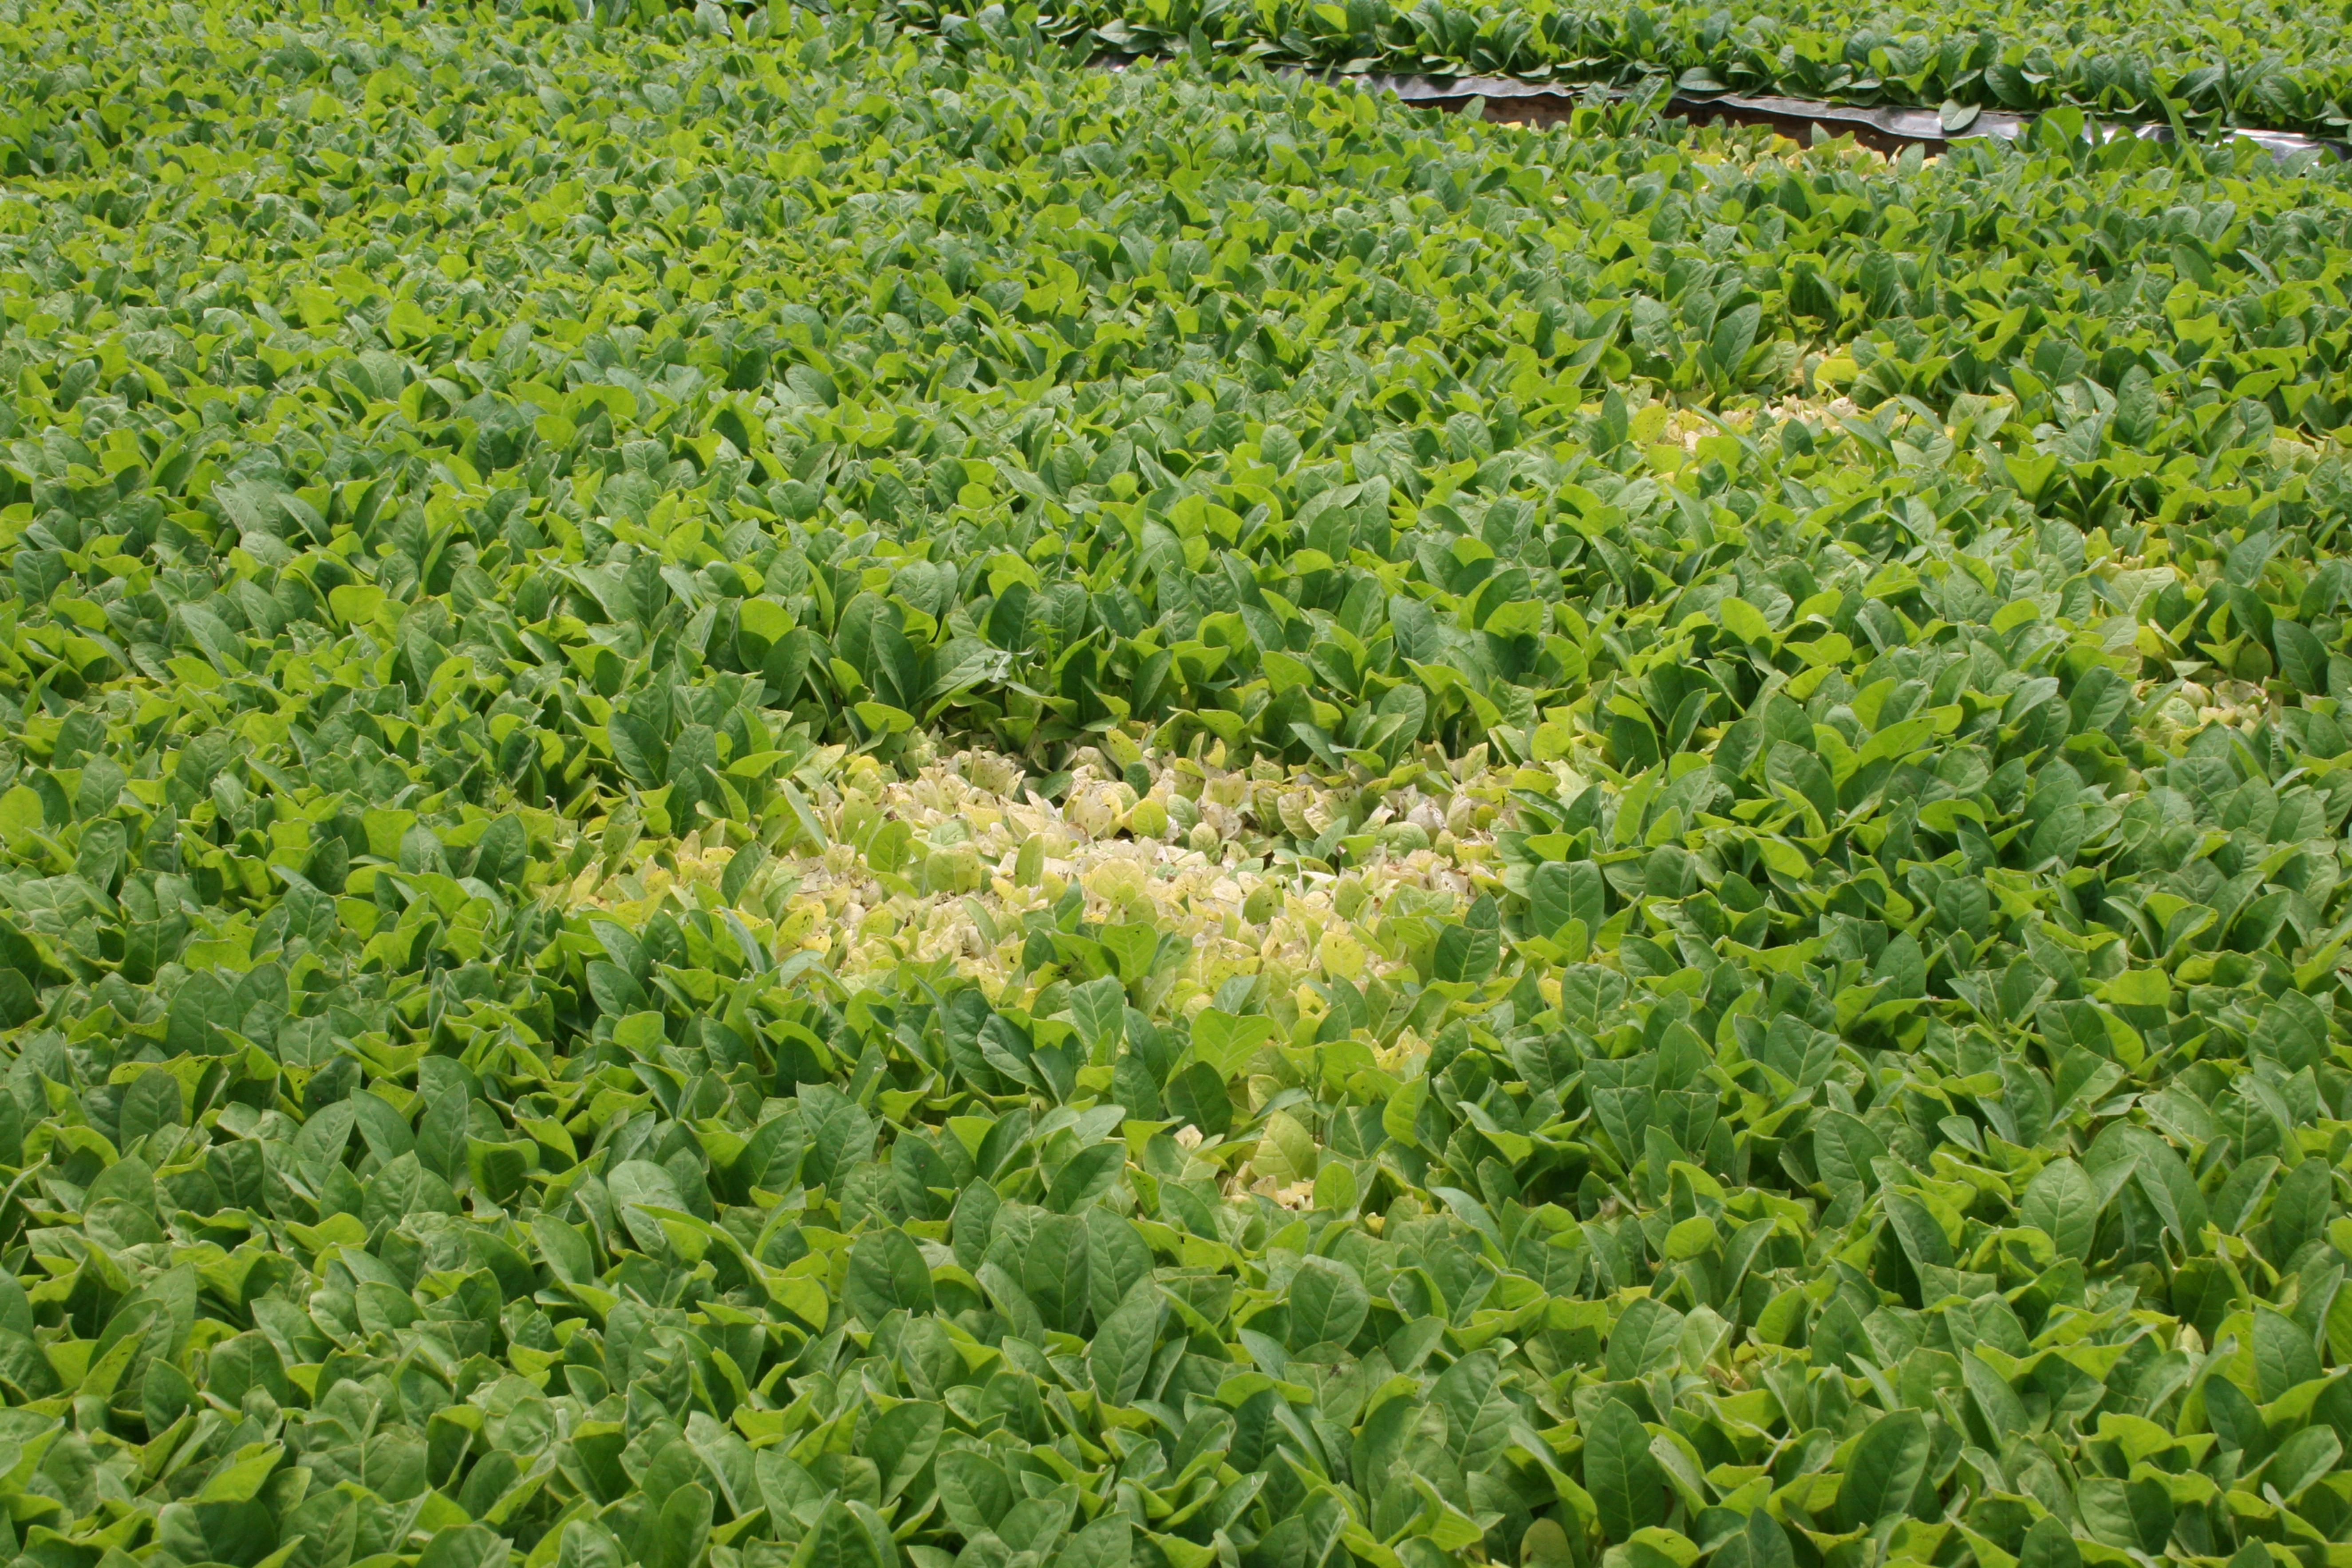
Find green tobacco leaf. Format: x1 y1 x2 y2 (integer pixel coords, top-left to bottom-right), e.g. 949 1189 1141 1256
1584 1398 1665 1540
2253 1305 2322 1399
1836 1410 1929 1530
2266 1425 2342 1500
1188 1010 1276 1080
867 1399 944 1502
1432 1350 1516 1470
845 1227 935 1323
2018 1517 2083 1568
2022 1156 2099 1262
801 1503 881 1568
1605 1297 1685 1380
1088 1280 1164 1405
1068 975 1126 1050
1433 896 1501 983
1528 860 1606 939
1286 1255 1369 1351
1047 1142 1126 1212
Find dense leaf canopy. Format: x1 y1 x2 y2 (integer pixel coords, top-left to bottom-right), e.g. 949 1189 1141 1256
0 9 2350 1568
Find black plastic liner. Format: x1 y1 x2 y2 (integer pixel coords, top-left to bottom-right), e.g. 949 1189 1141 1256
1357 72 2350 163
